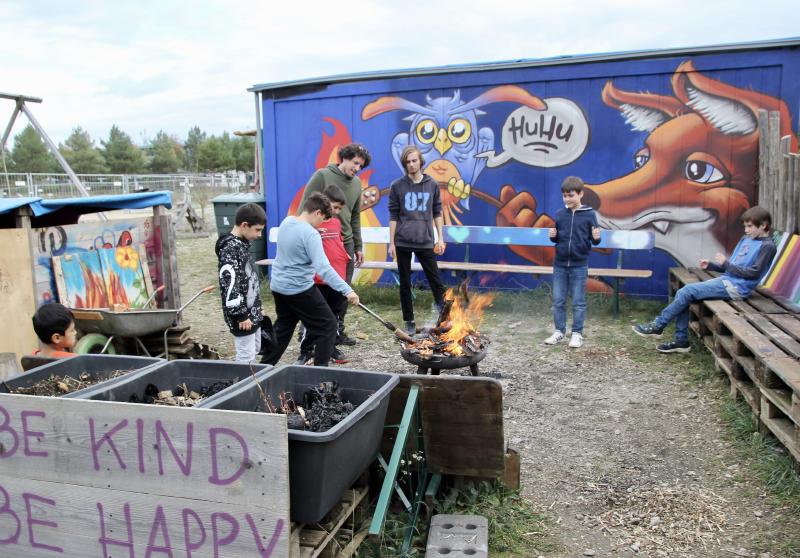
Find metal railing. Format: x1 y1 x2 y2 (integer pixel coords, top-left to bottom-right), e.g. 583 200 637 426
0 172 250 199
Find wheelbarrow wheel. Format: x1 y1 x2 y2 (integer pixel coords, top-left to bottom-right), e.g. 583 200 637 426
74 333 117 355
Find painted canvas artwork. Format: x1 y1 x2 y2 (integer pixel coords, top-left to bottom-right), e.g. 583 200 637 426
98 246 149 308
762 234 800 304
52 252 110 308
32 217 162 306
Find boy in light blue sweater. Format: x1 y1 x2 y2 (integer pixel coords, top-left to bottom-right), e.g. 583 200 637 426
261 193 360 366
633 206 776 353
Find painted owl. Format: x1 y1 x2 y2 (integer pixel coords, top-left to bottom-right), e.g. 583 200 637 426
362 85 545 224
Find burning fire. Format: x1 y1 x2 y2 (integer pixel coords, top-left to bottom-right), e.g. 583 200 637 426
439 290 493 356
404 288 493 359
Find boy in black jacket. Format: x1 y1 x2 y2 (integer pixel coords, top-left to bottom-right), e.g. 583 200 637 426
388 145 446 335
215 202 266 362
545 176 602 348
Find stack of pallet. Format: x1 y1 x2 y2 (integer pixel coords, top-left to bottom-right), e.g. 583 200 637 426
670 267 800 463
289 485 369 558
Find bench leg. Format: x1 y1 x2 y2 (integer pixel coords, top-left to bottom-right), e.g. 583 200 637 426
613 277 620 319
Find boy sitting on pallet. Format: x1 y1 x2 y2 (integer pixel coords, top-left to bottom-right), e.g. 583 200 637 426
634 206 777 353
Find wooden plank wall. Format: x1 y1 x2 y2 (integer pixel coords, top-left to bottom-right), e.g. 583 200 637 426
0 229 39 366
758 109 799 234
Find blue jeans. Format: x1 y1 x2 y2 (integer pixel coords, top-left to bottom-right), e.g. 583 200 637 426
552 265 588 334
655 277 737 342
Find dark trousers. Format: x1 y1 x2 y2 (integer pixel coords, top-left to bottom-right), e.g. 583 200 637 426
396 247 446 322
299 285 347 354
337 240 355 339
261 287 337 366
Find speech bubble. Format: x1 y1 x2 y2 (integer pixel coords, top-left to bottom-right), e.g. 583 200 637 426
477 97 590 168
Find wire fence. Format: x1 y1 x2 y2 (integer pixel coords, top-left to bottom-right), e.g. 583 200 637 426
0 172 250 199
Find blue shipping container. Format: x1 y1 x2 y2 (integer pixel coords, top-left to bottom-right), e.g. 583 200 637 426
252 38 800 299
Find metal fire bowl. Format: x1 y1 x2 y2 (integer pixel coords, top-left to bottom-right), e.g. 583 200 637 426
399 347 487 370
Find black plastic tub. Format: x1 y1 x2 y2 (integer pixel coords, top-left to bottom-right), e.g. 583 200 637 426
72 359 272 403
0 354 163 397
198 364 399 524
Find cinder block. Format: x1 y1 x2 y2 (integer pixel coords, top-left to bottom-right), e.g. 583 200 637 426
425 514 488 557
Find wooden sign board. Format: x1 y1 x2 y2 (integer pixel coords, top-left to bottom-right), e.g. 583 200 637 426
0 394 290 557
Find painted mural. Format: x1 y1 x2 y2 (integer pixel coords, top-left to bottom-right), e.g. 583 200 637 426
265 53 799 297
32 217 163 306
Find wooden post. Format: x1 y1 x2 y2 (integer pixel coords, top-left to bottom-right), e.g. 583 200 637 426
793 154 800 234
757 109 770 214
767 111 781 228
153 207 182 313
778 136 791 232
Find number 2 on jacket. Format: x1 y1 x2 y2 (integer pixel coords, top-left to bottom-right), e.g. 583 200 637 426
219 264 242 308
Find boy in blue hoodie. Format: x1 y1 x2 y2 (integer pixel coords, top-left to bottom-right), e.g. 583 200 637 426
545 176 602 348
634 206 776 353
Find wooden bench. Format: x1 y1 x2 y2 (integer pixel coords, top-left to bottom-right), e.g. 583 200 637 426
259 225 654 317
670 266 800 464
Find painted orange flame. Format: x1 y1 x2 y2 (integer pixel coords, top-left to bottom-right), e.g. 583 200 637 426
439 289 494 355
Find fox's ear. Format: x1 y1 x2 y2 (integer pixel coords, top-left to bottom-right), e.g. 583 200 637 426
672 61 757 135
602 81 683 132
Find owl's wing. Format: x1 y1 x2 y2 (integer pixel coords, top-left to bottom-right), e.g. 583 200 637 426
391 132 409 172
459 126 495 211
474 126 494 179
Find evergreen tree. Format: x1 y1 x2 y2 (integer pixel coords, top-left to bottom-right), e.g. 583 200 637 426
232 135 256 171
59 127 108 173
148 131 184 173
183 126 206 172
197 135 235 172
102 125 146 173
8 125 59 172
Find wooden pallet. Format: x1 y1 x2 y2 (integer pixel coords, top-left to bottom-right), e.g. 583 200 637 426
761 396 800 462
290 486 369 558
669 266 800 464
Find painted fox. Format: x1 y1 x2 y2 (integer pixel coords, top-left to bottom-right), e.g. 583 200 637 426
499 60 796 267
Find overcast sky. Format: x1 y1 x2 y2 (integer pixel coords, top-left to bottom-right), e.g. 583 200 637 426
2 0 798 146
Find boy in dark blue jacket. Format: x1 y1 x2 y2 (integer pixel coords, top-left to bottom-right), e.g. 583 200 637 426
634 206 776 353
545 176 601 348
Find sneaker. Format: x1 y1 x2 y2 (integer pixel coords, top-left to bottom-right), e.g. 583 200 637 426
657 340 691 353
294 352 313 366
405 321 416 336
336 333 357 346
568 332 583 348
632 322 664 337
332 348 350 364
544 331 565 345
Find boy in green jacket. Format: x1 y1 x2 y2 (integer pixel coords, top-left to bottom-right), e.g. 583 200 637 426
299 143 371 346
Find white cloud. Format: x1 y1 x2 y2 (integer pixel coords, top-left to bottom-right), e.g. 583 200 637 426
1 0 798 145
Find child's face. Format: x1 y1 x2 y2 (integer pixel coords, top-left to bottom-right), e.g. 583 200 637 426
240 222 265 242
743 220 768 238
309 210 327 229
330 201 344 216
52 321 77 350
562 190 583 210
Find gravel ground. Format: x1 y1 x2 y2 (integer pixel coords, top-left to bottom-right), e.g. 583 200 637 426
177 234 799 558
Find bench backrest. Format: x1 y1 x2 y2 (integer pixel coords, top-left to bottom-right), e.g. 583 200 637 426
268 225 654 250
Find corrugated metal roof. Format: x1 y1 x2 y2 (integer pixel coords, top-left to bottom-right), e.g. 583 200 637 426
249 37 800 95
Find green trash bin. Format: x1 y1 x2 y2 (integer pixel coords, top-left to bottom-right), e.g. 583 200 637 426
211 192 266 261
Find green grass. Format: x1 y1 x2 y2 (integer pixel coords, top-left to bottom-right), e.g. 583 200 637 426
720 399 800 510
360 481 557 558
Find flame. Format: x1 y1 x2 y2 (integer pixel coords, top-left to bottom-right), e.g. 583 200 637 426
439 289 494 355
